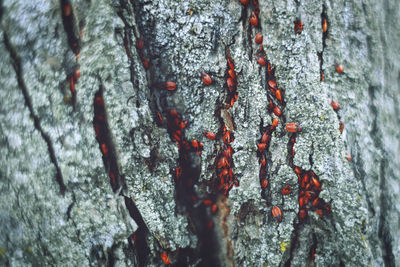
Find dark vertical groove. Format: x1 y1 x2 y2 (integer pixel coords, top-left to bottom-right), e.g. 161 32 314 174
93 82 150 266
368 85 395 267
60 0 80 54
2 30 67 196
124 197 150 267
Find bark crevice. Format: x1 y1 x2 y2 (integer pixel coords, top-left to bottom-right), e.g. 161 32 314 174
2 29 67 196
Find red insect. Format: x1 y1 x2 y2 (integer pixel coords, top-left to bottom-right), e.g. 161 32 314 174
275 89 282 103
257 143 267 152
268 80 277 89
142 58 149 69
261 178 269 189
201 72 212 85
227 58 235 70
161 252 171 265
192 139 199 150
272 206 282 222
311 176 321 189
230 96 236 107
211 204 218 213
203 199 212 206
286 122 302 133
294 19 303 34
300 173 309 188
299 196 308 208
228 69 236 79
74 68 80 80
335 63 344 74
250 12 258 26
63 4 72 16
175 166 183 179
259 154 266 166
227 77 235 92
312 197 320 207
136 36 144 50
339 121 344 133
172 133 181 143
222 145 234 159
179 120 188 129
331 100 340 110
169 109 179 118
159 82 177 92
320 71 325 81
240 0 249 5
282 185 291 195
322 18 328 33
273 106 282 116
294 166 302 175
218 157 229 169
223 131 234 144
256 56 266 66
255 33 263 44
203 131 216 140
260 132 270 144
272 118 279 128
198 142 204 152
100 143 109 155
69 76 75 94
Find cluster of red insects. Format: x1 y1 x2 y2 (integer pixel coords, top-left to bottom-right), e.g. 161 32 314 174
242 0 331 224
241 0 288 222
166 109 203 160
216 56 239 195
112 1 348 263
215 124 237 195
289 136 331 221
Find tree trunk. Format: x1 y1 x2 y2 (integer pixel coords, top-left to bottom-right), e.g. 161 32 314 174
0 0 399 266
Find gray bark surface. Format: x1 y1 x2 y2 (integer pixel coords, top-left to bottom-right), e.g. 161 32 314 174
0 0 399 266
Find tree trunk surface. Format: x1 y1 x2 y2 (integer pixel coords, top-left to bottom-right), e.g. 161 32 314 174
0 0 399 266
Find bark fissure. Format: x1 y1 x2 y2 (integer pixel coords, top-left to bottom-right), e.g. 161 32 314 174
368 85 395 266
60 0 80 55
2 29 67 196
319 4 328 82
92 83 150 267
60 0 84 108
166 109 220 266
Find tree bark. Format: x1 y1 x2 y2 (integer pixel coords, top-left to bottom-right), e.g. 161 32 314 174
0 0 399 266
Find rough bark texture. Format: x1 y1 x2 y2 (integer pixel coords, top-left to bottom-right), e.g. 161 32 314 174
0 0 399 266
